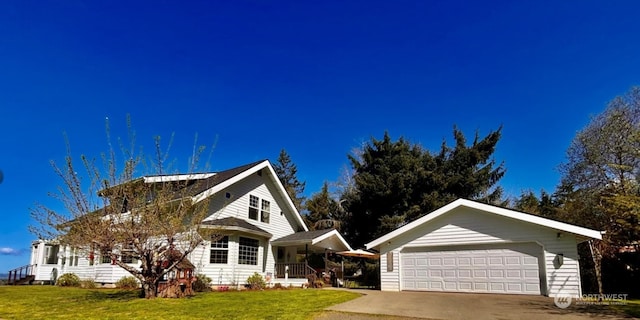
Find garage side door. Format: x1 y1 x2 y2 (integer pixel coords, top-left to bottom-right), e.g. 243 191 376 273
401 243 541 295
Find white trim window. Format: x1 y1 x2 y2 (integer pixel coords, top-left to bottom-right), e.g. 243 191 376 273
249 195 259 220
210 236 229 264
101 252 112 264
69 248 79 267
261 199 270 223
44 244 59 265
120 243 138 264
238 237 259 265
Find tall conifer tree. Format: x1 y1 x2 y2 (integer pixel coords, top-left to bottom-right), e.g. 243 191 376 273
273 149 306 211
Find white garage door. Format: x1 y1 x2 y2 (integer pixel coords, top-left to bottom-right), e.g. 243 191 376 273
401 243 541 295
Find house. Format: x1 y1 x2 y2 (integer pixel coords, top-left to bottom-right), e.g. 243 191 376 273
22 160 352 287
366 199 602 297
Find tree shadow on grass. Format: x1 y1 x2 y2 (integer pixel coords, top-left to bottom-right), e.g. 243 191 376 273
505 298 638 319
85 289 140 302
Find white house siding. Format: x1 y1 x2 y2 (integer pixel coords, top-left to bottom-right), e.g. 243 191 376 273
379 248 400 291
31 241 60 282
190 234 265 285
378 207 582 297
194 172 302 285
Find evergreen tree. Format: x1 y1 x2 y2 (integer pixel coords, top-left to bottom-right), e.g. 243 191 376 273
342 128 505 247
304 182 343 230
512 190 557 218
273 149 306 211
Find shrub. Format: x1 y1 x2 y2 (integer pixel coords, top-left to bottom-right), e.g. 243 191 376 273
56 273 81 287
192 274 212 292
115 276 139 289
273 282 284 289
245 272 266 290
312 280 324 288
80 280 97 289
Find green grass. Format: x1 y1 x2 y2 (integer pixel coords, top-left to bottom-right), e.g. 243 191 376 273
615 299 640 318
0 286 361 320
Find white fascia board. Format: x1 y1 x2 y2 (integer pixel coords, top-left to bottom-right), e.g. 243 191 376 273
463 200 603 240
144 173 215 183
312 229 353 251
191 161 269 203
366 199 462 249
366 198 603 250
263 163 309 232
199 224 272 239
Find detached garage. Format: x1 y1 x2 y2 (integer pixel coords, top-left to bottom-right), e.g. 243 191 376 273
366 199 602 297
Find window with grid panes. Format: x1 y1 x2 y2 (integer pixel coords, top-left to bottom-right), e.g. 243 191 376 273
209 236 229 264
261 199 270 223
238 237 259 265
248 195 259 220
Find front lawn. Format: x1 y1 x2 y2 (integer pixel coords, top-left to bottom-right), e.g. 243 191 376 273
0 286 360 320
615 299 640 318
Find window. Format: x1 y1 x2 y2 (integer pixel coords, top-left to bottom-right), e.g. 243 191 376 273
69 248 79 267
238 237 259 265
121 243 138 264
209 236 229 264
44 245 59 264
101 252 112 264
261 199 270 223
248 195 259 220
386 252 394 272
121 254 137 264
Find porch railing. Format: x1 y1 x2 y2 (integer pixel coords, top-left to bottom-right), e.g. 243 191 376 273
274 262 316 279
7 265 35 285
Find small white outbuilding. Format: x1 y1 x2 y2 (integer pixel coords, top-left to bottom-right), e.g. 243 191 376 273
366 199 602 297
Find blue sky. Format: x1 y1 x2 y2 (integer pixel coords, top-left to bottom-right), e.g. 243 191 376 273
1 0 639 272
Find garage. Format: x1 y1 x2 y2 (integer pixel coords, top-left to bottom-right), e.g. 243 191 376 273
401 243 542 294
366 199 603 297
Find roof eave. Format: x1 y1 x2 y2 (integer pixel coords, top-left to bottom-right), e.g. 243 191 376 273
200 224 272 239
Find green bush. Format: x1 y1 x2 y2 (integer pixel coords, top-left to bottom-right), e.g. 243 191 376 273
115 276 139 289
80 280 97 289
192 274 212 292
245 272 266 290
56 273 81 287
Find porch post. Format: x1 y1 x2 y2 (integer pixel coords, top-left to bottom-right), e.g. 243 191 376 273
324 249 328 274
305 244 308 263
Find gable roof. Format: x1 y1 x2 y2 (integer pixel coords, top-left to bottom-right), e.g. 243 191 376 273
272 228 335 242
272 229 353 251
139 160 265 200
201 217 272 238
190 160 308 232
98 160 308 232
366 198 603 250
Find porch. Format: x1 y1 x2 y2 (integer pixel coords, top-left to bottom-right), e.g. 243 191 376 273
271 228 352 284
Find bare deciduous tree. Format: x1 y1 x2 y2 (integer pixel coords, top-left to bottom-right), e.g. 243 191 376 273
30 117 216 298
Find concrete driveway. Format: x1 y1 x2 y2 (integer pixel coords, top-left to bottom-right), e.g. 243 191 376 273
321 289 630 320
